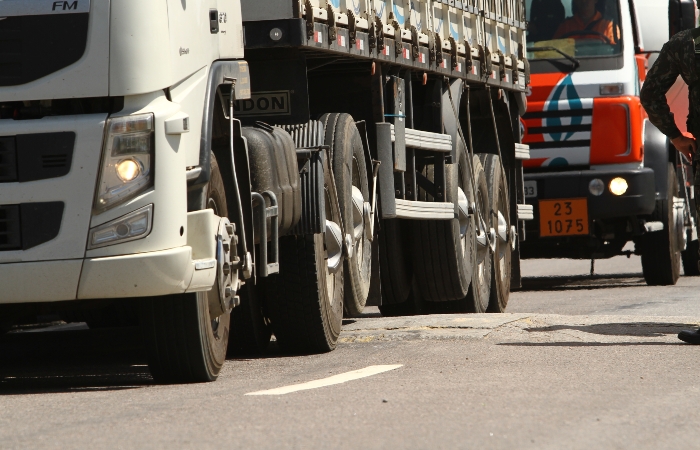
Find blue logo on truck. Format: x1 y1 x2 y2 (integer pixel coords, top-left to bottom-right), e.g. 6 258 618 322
545 74 582 142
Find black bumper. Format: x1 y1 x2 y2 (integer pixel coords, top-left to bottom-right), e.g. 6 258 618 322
524 167 656 220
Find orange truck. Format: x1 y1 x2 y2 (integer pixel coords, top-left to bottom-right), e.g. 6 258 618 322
521 0 699 284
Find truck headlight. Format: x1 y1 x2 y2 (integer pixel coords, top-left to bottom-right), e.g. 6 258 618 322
609 177 628 196
89 204 153 249
94 114 155 212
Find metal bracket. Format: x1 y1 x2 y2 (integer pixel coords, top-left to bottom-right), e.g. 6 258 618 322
304 0 315 40
327 4 337 42
252 191 280 277
224 76 253 280
348 9 357 46
374 17 385 52
449 37 458 70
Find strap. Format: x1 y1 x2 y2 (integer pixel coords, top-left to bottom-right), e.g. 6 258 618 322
584 18 604 32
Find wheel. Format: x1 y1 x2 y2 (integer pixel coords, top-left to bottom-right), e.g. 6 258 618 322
642 163 681 286
140 292 230 383
321 113 372 317
682 239 700 276
462 155 491 313
139 154 232 383
264 160 345 353
265 233 344 353
412 139 474 302
227 283 272 356
478 154 511 313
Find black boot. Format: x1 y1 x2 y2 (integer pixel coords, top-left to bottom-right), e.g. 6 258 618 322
678 328 700 344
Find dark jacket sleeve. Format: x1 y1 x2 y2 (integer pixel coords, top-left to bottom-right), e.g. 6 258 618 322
640 41 683 139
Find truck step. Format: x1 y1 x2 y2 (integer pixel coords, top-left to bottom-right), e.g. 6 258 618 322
517 204 534 221
515 143 530 160
394 199 455 220
391 125 452 153
644 221 664 233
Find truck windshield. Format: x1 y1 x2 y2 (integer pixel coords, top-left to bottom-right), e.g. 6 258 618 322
526 0 622 61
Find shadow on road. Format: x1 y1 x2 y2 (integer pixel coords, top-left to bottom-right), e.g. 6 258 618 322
0 327 153 395
498 342 684 346
525 322 698 337
516 273 646 292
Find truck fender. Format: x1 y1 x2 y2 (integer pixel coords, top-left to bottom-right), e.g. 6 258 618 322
188 60 256 275
188 60 252 197
642 119 669 201
243 123 302 239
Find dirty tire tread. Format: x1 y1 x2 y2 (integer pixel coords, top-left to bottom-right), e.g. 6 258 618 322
479 154 511 313
320 113 372 317
140 153 230 383
642 163 681 286
266 234 342 353
462 155 490 313
682 239 700 276
141 293 224 383
228 284 272 356
412 142 472 302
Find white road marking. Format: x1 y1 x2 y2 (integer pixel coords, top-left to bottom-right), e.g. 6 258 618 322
245 364 403 396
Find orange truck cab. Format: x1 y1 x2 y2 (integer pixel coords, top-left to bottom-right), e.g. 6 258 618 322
521 0 699 285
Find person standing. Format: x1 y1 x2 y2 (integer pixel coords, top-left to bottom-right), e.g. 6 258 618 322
640 21 700 344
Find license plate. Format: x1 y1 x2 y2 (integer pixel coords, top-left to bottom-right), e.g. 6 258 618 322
539 199 589 237
524 180 537 198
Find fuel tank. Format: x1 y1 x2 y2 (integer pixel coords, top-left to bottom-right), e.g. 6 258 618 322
243 123 301 237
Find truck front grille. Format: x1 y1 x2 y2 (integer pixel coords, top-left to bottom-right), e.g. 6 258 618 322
0 132 74 183
0 14 89 87
523 108 593 150
0 137 18 182
0 205 21 251
0 202 65 251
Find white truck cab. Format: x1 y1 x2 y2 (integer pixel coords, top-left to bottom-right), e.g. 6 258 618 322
0 1 259 382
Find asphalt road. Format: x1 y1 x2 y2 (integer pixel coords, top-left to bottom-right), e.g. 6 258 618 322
2 255 699 449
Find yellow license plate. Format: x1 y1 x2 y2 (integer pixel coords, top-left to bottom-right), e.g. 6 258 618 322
539 199 589 237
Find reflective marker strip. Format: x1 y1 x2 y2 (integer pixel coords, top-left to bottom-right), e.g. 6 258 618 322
0 0 91 16
245 364 403 396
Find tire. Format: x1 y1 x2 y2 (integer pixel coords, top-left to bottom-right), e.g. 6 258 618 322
139 153 231 383
264 165 345 354
642 163 681 286
265 234 344 353
227 283 272 356
321 113 372 317
479 154 511 313
412 139 474 302
462 155 491 313
682 239 700 276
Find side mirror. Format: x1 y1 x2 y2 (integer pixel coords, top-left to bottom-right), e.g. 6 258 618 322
670 0 697 36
